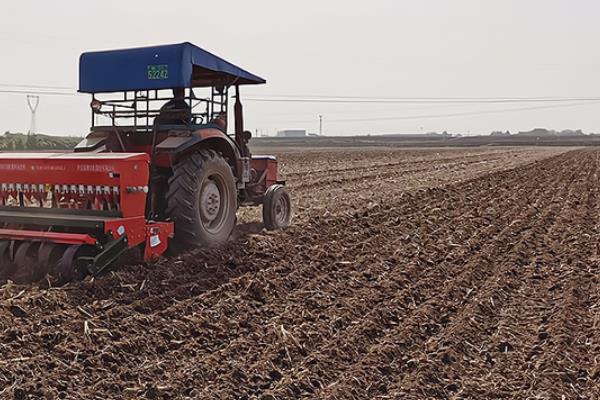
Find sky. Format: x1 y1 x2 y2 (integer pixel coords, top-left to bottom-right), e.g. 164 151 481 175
0 0 599 136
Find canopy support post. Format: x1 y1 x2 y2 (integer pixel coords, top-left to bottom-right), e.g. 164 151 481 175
234 85 248 157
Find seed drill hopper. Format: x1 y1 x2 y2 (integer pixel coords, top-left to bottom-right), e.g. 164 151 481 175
0 42 291 285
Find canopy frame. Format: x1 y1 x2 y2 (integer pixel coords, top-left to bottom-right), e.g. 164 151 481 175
79 42 265 94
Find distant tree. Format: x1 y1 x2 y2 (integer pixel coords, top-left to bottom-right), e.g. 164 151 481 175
25 135 34 150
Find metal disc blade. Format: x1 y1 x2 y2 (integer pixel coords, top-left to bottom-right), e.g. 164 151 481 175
11 242 40 284
56 245 95 284
0 241 17 281
37 243 66 283
56 245 81 284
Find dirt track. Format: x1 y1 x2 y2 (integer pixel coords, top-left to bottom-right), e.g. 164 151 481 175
2 147 600 399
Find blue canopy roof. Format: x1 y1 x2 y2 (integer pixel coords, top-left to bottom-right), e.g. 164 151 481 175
79 42 266 93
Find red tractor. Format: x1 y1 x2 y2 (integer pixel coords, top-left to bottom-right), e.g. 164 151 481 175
0 42 291 284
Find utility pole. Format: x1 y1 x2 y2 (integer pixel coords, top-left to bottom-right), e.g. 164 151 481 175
319 115 323 136
26 95 40 135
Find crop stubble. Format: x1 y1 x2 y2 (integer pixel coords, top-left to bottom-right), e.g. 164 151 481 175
1 147 598 399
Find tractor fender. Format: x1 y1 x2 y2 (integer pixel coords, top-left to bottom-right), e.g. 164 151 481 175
156 127 242 179
73 130 111 152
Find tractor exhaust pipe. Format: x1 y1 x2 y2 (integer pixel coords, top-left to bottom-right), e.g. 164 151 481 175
234 85 250 157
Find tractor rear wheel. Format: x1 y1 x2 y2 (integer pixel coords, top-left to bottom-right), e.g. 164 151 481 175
166 150 237 254
263 184 291 230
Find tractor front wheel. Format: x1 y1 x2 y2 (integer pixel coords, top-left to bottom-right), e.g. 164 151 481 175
166 150 237 254
263 184 291 230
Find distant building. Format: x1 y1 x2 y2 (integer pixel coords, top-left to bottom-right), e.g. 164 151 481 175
557 129 584 136
517 128 552 136
516 128 585 137
490 130 511 137
277 129 306 138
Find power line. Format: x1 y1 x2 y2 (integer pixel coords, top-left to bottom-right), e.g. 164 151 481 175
245 93 588 101
244 97 600 105
0 89 81 96
1 86 598 123
299 101 600 123
1 84 599 104
0 82 74 90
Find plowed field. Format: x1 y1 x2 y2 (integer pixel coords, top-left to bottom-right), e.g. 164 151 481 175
3 147 600 399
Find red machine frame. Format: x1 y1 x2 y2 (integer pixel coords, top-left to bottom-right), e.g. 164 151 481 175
0 152 174 263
